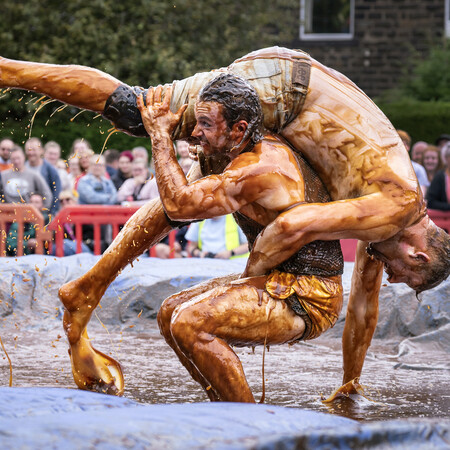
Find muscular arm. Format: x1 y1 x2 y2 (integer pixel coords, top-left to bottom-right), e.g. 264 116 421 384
244 190 421 277
342 241 383 383
137 88 284 221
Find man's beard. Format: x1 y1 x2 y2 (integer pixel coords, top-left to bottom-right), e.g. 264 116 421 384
197 149 232 175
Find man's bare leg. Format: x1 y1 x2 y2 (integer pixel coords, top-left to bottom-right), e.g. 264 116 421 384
324 241 383 401
158 274 240 401
0 56 120 112
167 277 306 402
60 198 171 394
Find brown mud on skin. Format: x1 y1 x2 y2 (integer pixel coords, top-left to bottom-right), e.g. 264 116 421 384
1 321 449 423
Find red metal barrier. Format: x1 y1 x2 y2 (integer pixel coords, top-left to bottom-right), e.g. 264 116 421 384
48 205 140 256
0 204 53 256
44 205 450 260
341 239 358 262
48 204 177 257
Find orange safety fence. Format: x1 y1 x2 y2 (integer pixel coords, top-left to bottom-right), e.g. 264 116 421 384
0 204 53 256
47 204 177 257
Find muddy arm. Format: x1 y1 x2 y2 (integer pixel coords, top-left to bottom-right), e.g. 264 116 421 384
342 241 383 383
244 191 420 277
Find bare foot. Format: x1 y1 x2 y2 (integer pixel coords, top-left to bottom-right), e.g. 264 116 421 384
321 377 364 403
69 329 124 395
59 278 124 395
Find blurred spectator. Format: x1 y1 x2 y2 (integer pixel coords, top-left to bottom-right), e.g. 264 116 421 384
67 156 82 190
179 157 193 175
422 145 443 184
397 130 429 194
435 134 450 149
77 155 117 205
77 154 117 252
436 134 450 165
1 146 52 210
25 137 61 215
186 215 249 259
0 138 14 171
104 148 120 178
427 143 450 211
44 140 71 191
117 158 158 205
53 190 92 255
410 141 427 165
56 159 68 171
153 226 189 258
71 138 92 157
6 193 49 256
176 140 190 159
132 146 149 164
71 139 94 185
112 151 133 190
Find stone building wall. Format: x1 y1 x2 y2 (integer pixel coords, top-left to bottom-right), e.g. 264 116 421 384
291 0 445 98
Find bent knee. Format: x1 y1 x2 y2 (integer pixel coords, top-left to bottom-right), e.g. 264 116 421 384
157 294 185 336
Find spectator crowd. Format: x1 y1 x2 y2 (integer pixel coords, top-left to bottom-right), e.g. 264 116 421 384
2 129 448 258
397 131 450 212
0 136 249 258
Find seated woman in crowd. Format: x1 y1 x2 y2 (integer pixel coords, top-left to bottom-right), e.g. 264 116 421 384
423 145 443 184
116 158 158 205
427 143 450 211
112 151 134 190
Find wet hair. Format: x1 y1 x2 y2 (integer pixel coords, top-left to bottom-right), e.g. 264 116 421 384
415 224 450 294
199 73 263 147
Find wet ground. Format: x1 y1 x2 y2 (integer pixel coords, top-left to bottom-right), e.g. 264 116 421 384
1 321 449 423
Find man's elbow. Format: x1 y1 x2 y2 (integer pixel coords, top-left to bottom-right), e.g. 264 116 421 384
163 202 184 221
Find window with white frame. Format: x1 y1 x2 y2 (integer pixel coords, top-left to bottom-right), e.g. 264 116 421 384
300 0 354 40
446 0 450 37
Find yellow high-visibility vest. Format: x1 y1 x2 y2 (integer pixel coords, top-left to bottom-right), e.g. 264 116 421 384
198 215 248 259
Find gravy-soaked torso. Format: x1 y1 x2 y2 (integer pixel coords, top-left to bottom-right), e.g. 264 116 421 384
281 60 420 203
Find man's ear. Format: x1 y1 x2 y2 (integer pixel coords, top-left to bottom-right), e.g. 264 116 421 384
231 120 248 139
411 251 430 263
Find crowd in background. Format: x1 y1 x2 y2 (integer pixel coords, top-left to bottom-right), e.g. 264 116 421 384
2 129 448 258
0 136 248 259
397 131 450 212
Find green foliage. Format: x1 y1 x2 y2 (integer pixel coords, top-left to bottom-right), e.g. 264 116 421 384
375 41 450 143
377 100 450 144
399 42 450 102
0 0 300 153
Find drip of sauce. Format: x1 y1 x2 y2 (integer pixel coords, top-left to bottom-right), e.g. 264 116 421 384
100 128 119 157
28 98 57 138
0 335 13 387
69 108 87 122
